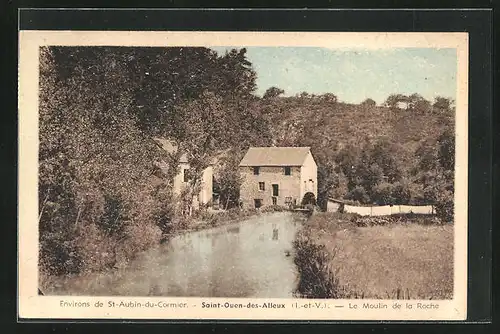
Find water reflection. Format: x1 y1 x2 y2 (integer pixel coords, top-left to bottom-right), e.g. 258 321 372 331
226 226 240 234
272 228 279 240
50 212 304 298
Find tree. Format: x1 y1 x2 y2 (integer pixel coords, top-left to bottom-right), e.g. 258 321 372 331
390 181 412 204
334 144 360 187
170 92 229 214
298 91 310 99
413 129 455 222
263 86 285 99
368 139 402 183
361 98 377 107
359 163 385 199
346 186 370 204
226 97 273 148
330 137 406 204
320 93 338 103
333 170 349 200
408 93 432 113
433 96 454 112
316 161 337 210
215 48 258 99
384 94 409 110
39 46 167 275
213 149 244 210
437 129 455 171
56 46 258 137
372 182 396 205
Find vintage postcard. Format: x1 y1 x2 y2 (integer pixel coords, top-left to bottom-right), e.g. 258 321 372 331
18 31 468 321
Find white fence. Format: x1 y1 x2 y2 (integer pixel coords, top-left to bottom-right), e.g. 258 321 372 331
327 200 434 216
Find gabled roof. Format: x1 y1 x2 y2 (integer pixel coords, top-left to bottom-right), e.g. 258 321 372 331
153 137 219 165
239 147 312 167
153 138 188 163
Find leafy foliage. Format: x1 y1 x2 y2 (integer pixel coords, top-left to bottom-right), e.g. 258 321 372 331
263 86 285 99
361 98 377 107
293 233 349 299
413 129 455 222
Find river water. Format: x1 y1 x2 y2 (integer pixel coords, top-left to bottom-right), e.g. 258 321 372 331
47 212 304 298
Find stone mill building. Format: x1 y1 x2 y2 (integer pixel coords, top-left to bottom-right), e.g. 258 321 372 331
238 147 318 209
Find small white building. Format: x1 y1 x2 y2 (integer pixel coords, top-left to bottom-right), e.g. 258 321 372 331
154 138 213 210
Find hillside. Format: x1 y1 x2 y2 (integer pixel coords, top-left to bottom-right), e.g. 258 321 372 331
261 97 452 162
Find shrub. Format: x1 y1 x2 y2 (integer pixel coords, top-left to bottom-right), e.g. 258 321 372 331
372 182 395 205
434 190 454 223
261 205 287 213
346 186 370 204
293 231 350 298
153 187 177 234
39 231 82 276
73 224 119 273
121 223 162 260
391 181 412 204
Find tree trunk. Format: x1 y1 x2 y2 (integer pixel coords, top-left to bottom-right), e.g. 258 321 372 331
74 205 82 230
184 173 202 216
38 190 50 224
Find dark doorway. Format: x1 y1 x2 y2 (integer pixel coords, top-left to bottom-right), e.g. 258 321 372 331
301 192 316 206
254 199 262 209
272 197 277 205
272 184 279 197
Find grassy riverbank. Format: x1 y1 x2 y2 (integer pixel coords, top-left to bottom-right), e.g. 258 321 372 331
293 212 453 299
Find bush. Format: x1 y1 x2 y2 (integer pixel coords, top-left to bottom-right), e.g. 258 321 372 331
153 187 177 234
39 231 82 276
293 231 350 298
391 181 412 204
435 190 454 223
345 186 370 204
372 182 395 205
121 223 163 259
260 205 287 213
73 224 127 273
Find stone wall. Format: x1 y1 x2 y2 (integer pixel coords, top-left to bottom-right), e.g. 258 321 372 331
299 152 318 201
239 166 301 209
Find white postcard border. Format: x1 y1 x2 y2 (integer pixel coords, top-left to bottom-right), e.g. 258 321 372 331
18 31 468 320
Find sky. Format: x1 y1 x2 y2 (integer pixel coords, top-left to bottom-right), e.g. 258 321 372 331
210 47 457 105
